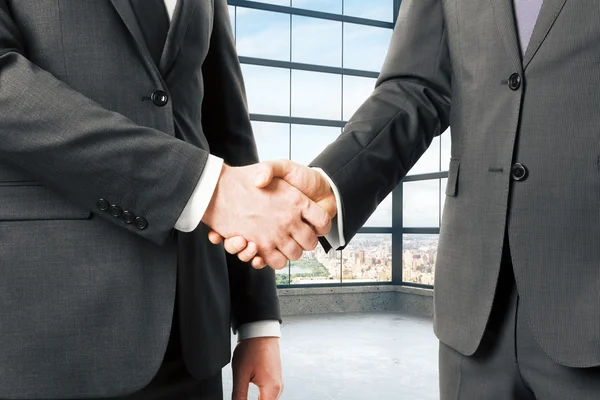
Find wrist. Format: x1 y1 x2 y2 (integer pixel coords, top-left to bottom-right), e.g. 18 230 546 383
201 162 228 227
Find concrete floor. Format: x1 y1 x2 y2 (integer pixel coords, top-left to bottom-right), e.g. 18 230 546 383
222 313 439 400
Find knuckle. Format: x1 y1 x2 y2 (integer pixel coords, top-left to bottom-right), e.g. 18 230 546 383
280 214 296 230
291 192 305 208
290 248 302 261
272 383 284 394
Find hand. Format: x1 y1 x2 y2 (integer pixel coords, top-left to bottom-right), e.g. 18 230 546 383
202 163 331 269
208 160 336 268
232 337 283 400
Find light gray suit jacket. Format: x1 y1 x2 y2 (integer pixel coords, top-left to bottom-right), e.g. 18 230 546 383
313 0 600 368
0 0 279 398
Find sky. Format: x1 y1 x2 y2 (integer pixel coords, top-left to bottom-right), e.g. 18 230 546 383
228 1 452 228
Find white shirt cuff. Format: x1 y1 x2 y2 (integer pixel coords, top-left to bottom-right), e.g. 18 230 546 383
174 155 224 232
237 320 282 341
312 168 346 249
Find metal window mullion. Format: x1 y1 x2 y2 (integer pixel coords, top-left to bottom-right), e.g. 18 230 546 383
227 0 394 29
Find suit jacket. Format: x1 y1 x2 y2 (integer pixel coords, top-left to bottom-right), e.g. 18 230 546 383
0 0 280 398
313 0 600 368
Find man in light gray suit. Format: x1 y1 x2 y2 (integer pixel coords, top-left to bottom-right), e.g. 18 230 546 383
217 0 600 398
0 0 333 399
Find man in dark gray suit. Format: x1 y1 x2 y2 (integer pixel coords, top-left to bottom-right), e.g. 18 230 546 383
219 0 600 398
0 0 332 399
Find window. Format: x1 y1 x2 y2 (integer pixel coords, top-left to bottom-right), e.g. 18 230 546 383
402 234 438 286
229 1 445 287
342 234 392 282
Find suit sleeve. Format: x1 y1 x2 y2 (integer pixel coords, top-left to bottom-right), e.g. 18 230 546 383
0 0 209 245
311 0 452 248
201 0 281 330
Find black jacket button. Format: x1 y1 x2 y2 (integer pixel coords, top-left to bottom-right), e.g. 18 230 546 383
151 90 168 107
97 199 110 212
109 205 123 218
508 73 522 91
122 211 136 224
511 163 528 181
134 217 149 230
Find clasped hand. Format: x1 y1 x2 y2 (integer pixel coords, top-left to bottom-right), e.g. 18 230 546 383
202 160 336 269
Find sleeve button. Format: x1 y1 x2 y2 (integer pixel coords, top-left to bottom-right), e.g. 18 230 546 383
134 217 148 230
109 205 123 218
97 199 110 212
122 211 136 224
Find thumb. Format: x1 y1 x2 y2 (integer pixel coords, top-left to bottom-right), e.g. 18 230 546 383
232 375 250 400
254 159 295 188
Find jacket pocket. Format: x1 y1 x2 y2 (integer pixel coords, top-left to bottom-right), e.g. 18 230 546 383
0 165 91 221
445 159 460 197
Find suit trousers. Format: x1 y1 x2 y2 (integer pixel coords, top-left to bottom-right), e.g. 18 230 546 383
439 235 600 399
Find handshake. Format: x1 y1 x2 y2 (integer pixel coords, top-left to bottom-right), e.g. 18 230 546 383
201 159 336 270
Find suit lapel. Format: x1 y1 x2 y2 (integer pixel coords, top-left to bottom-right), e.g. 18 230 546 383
159 0 198 75
110 0 158 72
522 0 568 69
489 0 522 71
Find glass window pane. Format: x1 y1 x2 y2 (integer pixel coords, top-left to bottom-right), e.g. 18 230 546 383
407 137 441 175
402 234 438 285
290 248 342 284
291 70 342 120
228 6 236 37
290 125 340 165
236 9 290 61
343 23 392 71
275 265 291 285
403 180 440 227
363 193 392 228
242 65 290 116
292 0 342 14
342 234 392 282
292 17 342 67
252 122 290 161
440 178 448 224
343 76 376 121
441 128 452 171
343 0 395 22
253 0 291 5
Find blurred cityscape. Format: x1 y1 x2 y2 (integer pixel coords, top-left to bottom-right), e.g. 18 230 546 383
276 234 439 286
401 234 438 285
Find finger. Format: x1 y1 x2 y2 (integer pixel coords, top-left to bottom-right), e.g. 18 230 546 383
251 256 267 269
258 384 283 400
261 249 289 270
255 159 295 188
301 200 332 236
237 242 258 263
290 223 319 251
276 238 304 262
223 236 249 255
208 231 223 245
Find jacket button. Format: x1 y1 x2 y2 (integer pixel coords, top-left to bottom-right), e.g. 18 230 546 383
109 205 123 218
151 90 168 107
508 73 521 91
511 163 528 181
97 198 110 212
122 211 136 224
134 217 149 230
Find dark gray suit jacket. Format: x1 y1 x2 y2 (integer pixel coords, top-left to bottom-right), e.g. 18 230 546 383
313 0 600 368
0 0 279 398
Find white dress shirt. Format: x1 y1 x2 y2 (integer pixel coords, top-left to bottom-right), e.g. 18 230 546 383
163 0 287 340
